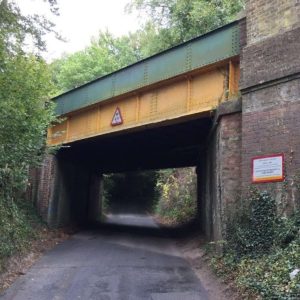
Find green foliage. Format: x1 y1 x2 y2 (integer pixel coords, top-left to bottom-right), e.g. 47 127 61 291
226 190 277 257
127 0 245 47
103 171 159 214
102 168 197 225
0 1 57 200
0 0 57 271
52 0 245 93
275 213 300 247
0 198 43 272
0 54 56 200
235 239 300 299
0 0 59 56
51 31 143 92
131 22 176 59
155 168 197 225
212 232 300 298
210 190 300 299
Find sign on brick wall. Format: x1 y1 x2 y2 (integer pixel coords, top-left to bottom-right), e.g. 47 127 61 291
252 154 284 183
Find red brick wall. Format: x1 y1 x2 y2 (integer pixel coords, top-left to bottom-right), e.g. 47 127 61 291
201 107 242 240
219 113 242 209
35 155 56 221
241 27 300 90
28 154 102 227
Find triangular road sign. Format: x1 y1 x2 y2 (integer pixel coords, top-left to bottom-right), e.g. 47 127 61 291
111 107 123 126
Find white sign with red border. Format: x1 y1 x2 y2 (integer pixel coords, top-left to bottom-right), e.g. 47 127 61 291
252 154 284 183
111 107 123 126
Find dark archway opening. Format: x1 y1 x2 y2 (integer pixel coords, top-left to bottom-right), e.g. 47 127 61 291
102 170 158 215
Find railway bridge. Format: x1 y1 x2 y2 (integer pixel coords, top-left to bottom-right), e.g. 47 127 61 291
31 0 300 241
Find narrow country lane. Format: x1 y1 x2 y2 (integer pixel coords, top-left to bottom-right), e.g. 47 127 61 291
0 215 209 300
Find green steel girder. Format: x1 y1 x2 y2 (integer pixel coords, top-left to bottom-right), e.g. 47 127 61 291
53 21 240 116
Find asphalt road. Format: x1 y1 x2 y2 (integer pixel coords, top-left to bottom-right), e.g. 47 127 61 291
0 215 208 300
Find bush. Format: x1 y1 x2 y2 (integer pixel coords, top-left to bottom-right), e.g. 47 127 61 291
210 189 300 299
275 213 300 248
212 237 300 299
235 239 300 299
155 167 197 225
102 168 197 225
226 190 277 257
103 171 159 214
0 198 42 273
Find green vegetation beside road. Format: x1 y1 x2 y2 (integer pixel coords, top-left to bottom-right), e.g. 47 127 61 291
209 190 300 299
0 0 57 272
154 168 197 225
0 199 43 273
103 171 158 214
102 168 198 226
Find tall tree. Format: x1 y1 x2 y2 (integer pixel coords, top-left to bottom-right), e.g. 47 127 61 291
0 0 57 199
0 0 59 55
51 31 143 92
127 0 245 49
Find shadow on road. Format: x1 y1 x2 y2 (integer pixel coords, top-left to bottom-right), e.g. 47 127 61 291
85 214 204 240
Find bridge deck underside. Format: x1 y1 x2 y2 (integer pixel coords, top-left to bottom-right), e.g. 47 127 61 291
57 117 212 173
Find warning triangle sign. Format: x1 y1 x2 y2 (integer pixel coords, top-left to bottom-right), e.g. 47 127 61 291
111 107 123 126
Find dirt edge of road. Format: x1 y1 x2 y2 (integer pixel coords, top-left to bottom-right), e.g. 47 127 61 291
177 235 239 300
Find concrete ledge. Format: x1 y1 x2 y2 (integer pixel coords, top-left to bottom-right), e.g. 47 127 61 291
208 98 242 138
215 98 242 122
241 72 300 95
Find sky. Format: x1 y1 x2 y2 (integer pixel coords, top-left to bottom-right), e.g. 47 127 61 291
17 0 143 61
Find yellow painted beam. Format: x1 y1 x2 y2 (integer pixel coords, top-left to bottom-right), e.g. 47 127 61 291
228 60 240 98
